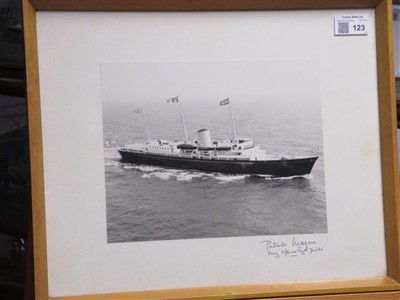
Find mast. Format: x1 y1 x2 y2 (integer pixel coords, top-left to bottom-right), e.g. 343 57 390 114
229 101 237 140
141 111 151 141
220 97 237 140
167 95 188 142
134 108 150 141
178 99 189 142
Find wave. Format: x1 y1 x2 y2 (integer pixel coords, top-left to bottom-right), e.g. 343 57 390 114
119 163 311 183
263 174 313 180
124 165 163 172
137 166 209 181
104 160 120 167
213 174 246 183
142 172 171 180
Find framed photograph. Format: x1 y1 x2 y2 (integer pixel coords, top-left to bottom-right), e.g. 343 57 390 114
24 0 400 299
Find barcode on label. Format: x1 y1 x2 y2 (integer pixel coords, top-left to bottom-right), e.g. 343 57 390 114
338 22 349 34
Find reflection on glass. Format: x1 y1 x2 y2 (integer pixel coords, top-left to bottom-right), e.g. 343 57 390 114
0 0 23 64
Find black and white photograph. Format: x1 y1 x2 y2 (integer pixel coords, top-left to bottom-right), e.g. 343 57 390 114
101 60 327 243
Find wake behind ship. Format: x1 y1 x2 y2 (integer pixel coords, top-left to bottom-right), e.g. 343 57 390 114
117 97 318 177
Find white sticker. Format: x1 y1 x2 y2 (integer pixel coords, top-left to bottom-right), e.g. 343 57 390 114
334 14 368 36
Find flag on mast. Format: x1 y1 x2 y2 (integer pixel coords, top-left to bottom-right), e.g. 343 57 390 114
167 96 179 103
219 98 230 106
133 108 143 113
219 97 237 139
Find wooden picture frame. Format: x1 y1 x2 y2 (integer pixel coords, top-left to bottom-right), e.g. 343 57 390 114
23 0 400 299
394 0 400 124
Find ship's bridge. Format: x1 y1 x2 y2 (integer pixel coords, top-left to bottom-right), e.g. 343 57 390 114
229 138 254 151
142 139 177 153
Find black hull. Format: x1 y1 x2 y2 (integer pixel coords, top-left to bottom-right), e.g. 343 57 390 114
118 150 318 177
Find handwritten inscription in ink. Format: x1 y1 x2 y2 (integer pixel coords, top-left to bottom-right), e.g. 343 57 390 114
260 237 323 259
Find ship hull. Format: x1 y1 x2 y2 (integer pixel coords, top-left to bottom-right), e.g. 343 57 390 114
117 150 318 177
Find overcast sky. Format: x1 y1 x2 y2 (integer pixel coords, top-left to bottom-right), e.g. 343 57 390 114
100 59 321 108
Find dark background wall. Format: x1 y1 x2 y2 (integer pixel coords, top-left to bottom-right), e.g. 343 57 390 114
0 0 33 299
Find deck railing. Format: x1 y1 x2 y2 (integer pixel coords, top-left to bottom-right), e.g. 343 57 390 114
120 147 251 161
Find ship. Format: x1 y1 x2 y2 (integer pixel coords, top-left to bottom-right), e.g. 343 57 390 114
117 97 318 177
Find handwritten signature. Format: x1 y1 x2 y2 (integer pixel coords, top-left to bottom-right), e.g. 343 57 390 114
260 237 323 259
